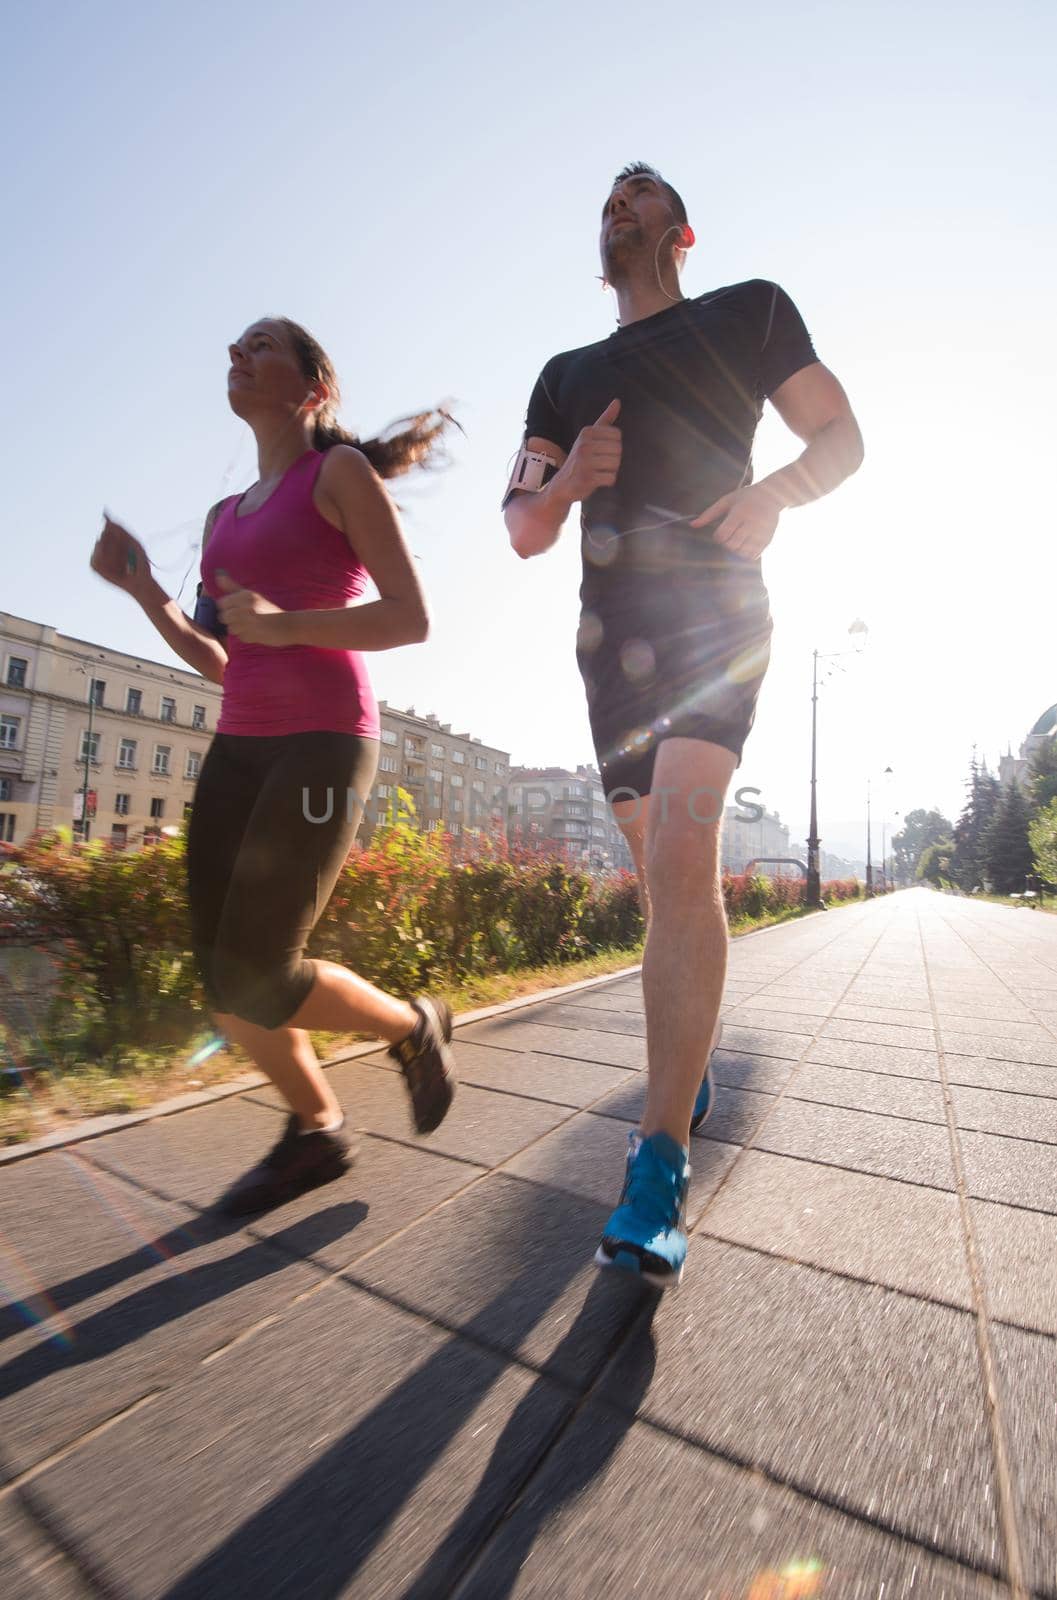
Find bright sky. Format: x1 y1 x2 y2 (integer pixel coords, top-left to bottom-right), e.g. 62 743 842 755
5 0 1054 860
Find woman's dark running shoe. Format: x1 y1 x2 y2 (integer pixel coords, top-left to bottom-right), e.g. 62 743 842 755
389 996 457 1134
215 1114 355 1217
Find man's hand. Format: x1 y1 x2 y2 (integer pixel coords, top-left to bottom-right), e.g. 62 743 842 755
215 571 290 645
556 399 622 502
690 483 783 560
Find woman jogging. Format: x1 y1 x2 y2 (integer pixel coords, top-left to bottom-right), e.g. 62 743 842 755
89 315 457 1215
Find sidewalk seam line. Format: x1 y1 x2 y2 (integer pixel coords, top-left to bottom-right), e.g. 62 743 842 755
918 901 1029 1600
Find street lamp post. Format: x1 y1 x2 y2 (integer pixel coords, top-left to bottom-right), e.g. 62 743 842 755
866 777 873 895
806 620 869 912
72 665 97 843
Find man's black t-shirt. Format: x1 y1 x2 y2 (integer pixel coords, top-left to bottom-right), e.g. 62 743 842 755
513 279 818 606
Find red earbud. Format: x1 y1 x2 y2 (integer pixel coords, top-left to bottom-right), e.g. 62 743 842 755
682 225 696 248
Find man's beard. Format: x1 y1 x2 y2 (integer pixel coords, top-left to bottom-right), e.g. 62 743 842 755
601 224 646 284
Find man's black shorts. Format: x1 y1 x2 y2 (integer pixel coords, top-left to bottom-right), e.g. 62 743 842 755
576 528 772 801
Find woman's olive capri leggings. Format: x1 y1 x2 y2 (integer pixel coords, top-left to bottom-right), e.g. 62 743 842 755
186 731 380 1029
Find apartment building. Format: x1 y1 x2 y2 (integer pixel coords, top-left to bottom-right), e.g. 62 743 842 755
722 803 794 875
0 612 221 848
506 765 634 872
364 701 510 842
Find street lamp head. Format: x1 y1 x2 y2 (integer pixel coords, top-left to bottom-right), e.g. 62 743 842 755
847 618 869 651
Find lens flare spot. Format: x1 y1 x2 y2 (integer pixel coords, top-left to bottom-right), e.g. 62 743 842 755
584 528 620 567
727 640 771 686
577 609 604 654
619 638 656 683
747 1558 826 1599
185 1033 228 1071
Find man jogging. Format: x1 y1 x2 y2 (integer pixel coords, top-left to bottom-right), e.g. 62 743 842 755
503 162 863 1287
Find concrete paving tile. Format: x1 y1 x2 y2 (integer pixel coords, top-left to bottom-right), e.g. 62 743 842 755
788 1062 947 1124
723 1006 818 1036
972 1199 1057 1336
821 1017 937 1049
0 1496 94 1599
991 1323 1057 1598
711 1049 796 1095
561 990 645 1014
27 1279 573 1600
702 1150 972 1307
457 1017 646 1069
716 1024 805 1061
833 1003 936 1028
436 1041 632 1108
952 1084 1057 1145
503 1110 738 1223
754 1099 958 1190
942 1015 1054 1042
458 1405 1006 1600
591 1078 775 1147
959 1129 1057 1214
933 999 1036 1023
941 1031 1057 1067
528 1000 647 1037
349 1173 644 1387
598 1238 1001 1573
0 1152 318 1480
722 991 830 1017
945 1054 1057 1099
806 1036 941 1078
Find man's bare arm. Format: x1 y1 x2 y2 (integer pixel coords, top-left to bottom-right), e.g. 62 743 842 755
758 363 864 508
504 400 623 559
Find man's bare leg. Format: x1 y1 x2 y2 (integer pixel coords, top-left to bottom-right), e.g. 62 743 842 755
637 738 735 1144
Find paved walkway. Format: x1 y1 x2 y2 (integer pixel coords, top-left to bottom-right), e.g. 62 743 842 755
1 887 1056 1599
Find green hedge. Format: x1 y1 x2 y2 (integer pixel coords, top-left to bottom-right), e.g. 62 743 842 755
1 823 861 1066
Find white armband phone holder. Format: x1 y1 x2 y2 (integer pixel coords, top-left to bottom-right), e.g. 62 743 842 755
506 445 559 497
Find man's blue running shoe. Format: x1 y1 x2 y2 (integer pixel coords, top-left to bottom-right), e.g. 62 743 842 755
594 1130 690 1289
690 1022 723 1133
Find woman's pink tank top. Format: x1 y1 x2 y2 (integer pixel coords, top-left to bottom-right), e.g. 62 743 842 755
200 450 380 739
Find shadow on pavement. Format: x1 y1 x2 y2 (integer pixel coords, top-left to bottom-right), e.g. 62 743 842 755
157 1213 657 1598
0 1204 368 1403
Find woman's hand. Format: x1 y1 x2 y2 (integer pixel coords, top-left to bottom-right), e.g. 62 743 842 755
89 513 152 597
215 571 291 645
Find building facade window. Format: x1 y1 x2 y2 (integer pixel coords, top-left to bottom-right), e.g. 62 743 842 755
494 761 505 775
115 793 130 816
379 755 397 773
0 778 11 802
6 657 27 688
80 730 101 763
192 704 206 730
430 743 444 759
153 745 171 776
185 752 201 780
0 716 20 750
381 729 398 746
117 738 137 769
149 797 165 819
450 773 463 787
110 823 128 847
0 813 15 843
377 784 391 798
452 750 465 764
160 696 176 723
428 767 443 782
475 756 488 770
126 687 142 715
90 679 106 707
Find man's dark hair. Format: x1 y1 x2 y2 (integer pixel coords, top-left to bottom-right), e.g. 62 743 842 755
610 162 687 226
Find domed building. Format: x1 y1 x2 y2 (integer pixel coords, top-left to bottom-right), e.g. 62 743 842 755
999 703 1057 789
